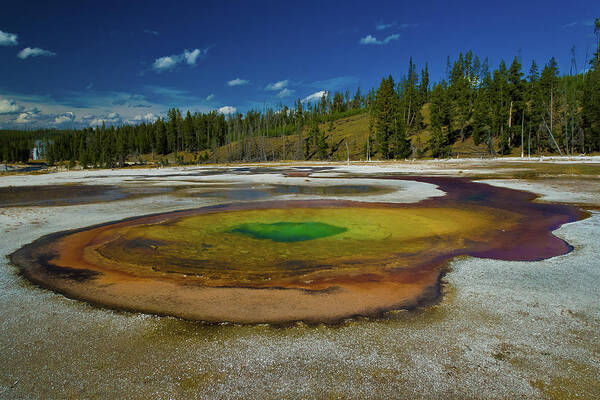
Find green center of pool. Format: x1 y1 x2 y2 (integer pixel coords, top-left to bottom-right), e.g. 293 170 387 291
230 221 347 242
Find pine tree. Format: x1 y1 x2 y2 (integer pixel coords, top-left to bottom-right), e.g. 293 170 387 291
352 87 363 109
317 124 329 159
448 53 473 141
406 57 422 131
175 109 184 152
166 108 178 153
372 76 397 158
79 136 89 168
420 63 430 102
155 118 167 154
429 83 451 157
582 20 600 152
183 111 194 151
595 18 600 64
472 72 492 147
507 56 525 149
528 60 539 83
332 92 344 114
489 60 509 153
539 58 560 151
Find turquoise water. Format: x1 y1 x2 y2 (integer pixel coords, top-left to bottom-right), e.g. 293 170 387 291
230 221 347 242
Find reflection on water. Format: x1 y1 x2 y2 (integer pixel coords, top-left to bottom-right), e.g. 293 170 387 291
271 184 390 196
187 184 391 201
34 167 356 205
0 163 48 173
191 188 273 201
0 184 172 207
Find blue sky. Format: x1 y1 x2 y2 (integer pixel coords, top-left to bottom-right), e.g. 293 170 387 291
0 0 597 129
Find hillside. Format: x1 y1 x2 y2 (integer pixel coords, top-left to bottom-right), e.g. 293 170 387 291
206 106 497 163
201 112 371 163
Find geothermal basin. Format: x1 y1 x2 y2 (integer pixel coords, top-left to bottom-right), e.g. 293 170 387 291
10 176 583 324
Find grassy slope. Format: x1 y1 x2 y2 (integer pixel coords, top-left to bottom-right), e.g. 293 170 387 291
209 112 373 162
133 105 585 164
208 104 495 162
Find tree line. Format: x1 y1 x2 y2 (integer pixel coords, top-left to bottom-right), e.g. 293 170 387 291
370 19 600 159
1 19 598 166
37 90 365 167
0 129 66 163
0 88 367 166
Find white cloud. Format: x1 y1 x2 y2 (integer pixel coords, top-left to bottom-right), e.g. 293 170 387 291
3 108 76 127
54 112 75 124
125 113 157 124
206 94 215 101
17 47 57 59
138 113 157 121
0 98 24 114
0 30 18 46
83 112 123 126
276 88 295 98
359 35 379 45
218 106 237 114
183 49 202 65
227 78 250 87
302 90 327 103
144 29 159 36
383 34 400 44
15 111 40 124
0 89 174 129
376 23 395 31
152 48 208 72
265 80 288 91
153 56 178 71
358 34 399 45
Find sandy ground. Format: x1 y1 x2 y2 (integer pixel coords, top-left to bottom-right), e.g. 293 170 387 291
0 161 599 398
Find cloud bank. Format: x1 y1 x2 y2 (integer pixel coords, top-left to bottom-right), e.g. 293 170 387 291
83 112 122 126
0 98 24 114
126 113 158 124
54 112 75 124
